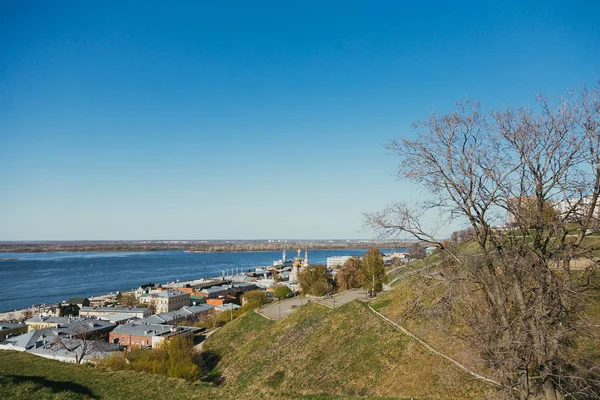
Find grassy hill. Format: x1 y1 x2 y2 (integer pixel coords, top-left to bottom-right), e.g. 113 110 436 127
0 299 497 400
0 350 403 400
202 301 497 399
371 255 600 395
5 252 595 399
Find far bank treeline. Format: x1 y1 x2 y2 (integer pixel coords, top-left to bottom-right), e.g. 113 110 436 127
0 240 414 253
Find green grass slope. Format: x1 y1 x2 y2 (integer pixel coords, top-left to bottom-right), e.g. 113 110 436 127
0 350 399 400
203 301 496 399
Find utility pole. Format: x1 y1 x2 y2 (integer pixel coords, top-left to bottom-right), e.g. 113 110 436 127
230 305 233 322
278 298 281 320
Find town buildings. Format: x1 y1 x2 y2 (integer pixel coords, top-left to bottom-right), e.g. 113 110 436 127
138 290 190 313
0 323 28 340
79 306 152 319
25 315 72 332
139 304 214 325
109 322 199 349
326 256 353 269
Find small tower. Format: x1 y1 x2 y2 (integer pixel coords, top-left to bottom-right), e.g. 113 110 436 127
303 250 309 268
282 248 287 261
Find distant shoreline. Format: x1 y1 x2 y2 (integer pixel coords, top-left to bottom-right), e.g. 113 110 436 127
0 240 414 254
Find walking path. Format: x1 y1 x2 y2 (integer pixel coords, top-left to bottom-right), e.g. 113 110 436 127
259 289 366 320
193 328 220 352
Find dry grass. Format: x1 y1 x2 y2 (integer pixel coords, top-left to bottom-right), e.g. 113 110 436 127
203 301 497 399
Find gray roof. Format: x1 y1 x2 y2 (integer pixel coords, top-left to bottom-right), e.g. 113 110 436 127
183 280 231 290
0 329 49 350
201 282 257 295
231 282 257 290
80 306 149 314
28 338 120 362
1 318 115 351
111 322 199 337
26 315 70 325
24 316 114 334
153 290 189 298
139 305 214 325
201 286 229 295
95 314 137 323
0 323 26 330
215 304 241 311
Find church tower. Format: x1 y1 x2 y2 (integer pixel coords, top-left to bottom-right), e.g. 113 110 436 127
303 249 309 268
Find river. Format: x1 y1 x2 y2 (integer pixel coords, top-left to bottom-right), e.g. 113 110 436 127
0 248 392 312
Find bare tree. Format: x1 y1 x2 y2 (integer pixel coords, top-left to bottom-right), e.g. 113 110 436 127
367 85 600 399
49 321 102 364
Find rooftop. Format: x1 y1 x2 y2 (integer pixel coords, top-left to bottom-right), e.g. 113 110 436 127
80 306 149 314
2 319 116 351
215 304 241 311
139 305 214 325
112 322 199 337
28 338 120 362
0 323 26 330
141 290 189 298
25 315 70 325
95 313 138 323
66 297 89 304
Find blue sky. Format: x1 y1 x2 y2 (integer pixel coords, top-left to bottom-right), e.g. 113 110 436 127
1 1 599 240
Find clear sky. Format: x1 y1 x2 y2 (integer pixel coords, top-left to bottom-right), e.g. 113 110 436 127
1 1 599 240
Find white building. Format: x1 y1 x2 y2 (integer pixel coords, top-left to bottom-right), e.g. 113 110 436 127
555 196 600 221
326 256 353 269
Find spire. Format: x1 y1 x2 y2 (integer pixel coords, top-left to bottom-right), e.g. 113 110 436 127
303 249 309 267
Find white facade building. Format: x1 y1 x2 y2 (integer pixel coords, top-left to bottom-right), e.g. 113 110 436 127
326 256 353 269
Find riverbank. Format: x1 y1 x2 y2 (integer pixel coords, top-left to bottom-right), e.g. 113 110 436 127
0 248 388 312
0 240 411 253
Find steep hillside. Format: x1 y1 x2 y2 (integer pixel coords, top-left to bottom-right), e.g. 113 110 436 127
372 255 600 395
203 301 497 399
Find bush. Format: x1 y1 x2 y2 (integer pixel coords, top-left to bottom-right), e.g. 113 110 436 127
298 265 335 296
241 290 269 309
273 285 292 300
336 257 364 291
98 336 200 381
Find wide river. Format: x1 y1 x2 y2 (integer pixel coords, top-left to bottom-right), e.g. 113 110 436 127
0 249 383 312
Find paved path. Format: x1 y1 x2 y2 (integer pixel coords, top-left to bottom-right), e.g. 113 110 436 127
316 289 368 309
259 297 310 320
259 289 367 320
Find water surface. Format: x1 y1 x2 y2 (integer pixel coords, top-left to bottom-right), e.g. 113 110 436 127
0 249 383 311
